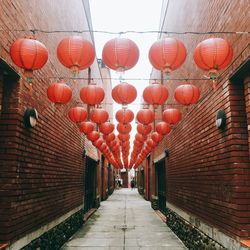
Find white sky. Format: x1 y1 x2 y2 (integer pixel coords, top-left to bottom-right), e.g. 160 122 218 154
89 0 163 164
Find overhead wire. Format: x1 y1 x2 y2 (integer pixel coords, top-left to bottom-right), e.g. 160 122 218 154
0 28 249 35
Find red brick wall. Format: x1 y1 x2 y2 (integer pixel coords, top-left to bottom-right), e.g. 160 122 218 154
153 0 250 240
0 0 103 243
244 77 250 157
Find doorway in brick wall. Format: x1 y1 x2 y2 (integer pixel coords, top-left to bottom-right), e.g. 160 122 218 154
156 158 166 214
101 155 106 201
230 58 250 158
84 156 97 213
107 164 113 195
0 60 20 243
139 168 144 195
120 170 128 188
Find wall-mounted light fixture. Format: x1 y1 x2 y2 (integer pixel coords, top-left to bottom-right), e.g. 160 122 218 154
23 108 38 128
215 109 226 129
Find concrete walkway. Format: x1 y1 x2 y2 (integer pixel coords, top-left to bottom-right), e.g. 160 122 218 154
62 189 186 250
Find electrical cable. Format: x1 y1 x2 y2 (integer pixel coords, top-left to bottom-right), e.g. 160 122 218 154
0 28 249 35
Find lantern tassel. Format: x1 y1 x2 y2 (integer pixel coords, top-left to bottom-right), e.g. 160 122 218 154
22 70 34 96
208 70 218 90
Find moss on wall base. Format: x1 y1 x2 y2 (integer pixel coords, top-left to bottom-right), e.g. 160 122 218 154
21 210 84 250
166 208 226 250
151 196 159 210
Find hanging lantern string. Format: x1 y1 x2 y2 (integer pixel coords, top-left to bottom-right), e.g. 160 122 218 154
40 76 210 81
89 102 188 106
0 28 249 35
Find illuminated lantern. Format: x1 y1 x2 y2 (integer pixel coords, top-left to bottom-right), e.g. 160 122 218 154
193 38 233 79
99 122 115 135
151 132 164 143
149 37 186 74
136 109 154 125
156 121 171 135
47 82 72 104
143 82 168 105
87 131 100 142
117 123 132 134
90 108 109 124
112 82 137 105
115 109 134 123
162 108 182 125
79 121 95 134
80 83 105 105
10 38 48 82
102 37 139 72
137 123 152 135
57 36 95 73
68 107 87 123
174 83 200 105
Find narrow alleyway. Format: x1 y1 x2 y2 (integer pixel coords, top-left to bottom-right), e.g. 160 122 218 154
62 189 186 250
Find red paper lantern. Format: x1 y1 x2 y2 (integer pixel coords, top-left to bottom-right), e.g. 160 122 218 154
99 143 108 152
116 109 134 123
143 82 168 105
149 37 186 74
90 108 109 124
68 107 87 123
193 38 233 78
121 141 130 148
162 108 182 125
118 133 130 141
79 121 95 134
146 139 157 148
151 132 164 143
10 38 48 80
135 133 147 143
102 37 139 72
47 82 72 104
136 109 155 125
93 138 104 148
80 83 105 105
174 83 200 105
104 133 115 143
57 36 95 73
156 122 171 135
99 122 115 135
137 123 152 135
133 140 143 147
117 123 132 134
110 140 118 148
87 131 100 142
112 82 137 105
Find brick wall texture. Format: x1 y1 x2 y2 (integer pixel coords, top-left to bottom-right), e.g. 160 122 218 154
151 0 250 240
0 0 107 244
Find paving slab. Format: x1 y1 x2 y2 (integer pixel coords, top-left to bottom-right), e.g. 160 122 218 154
61 189 186 250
